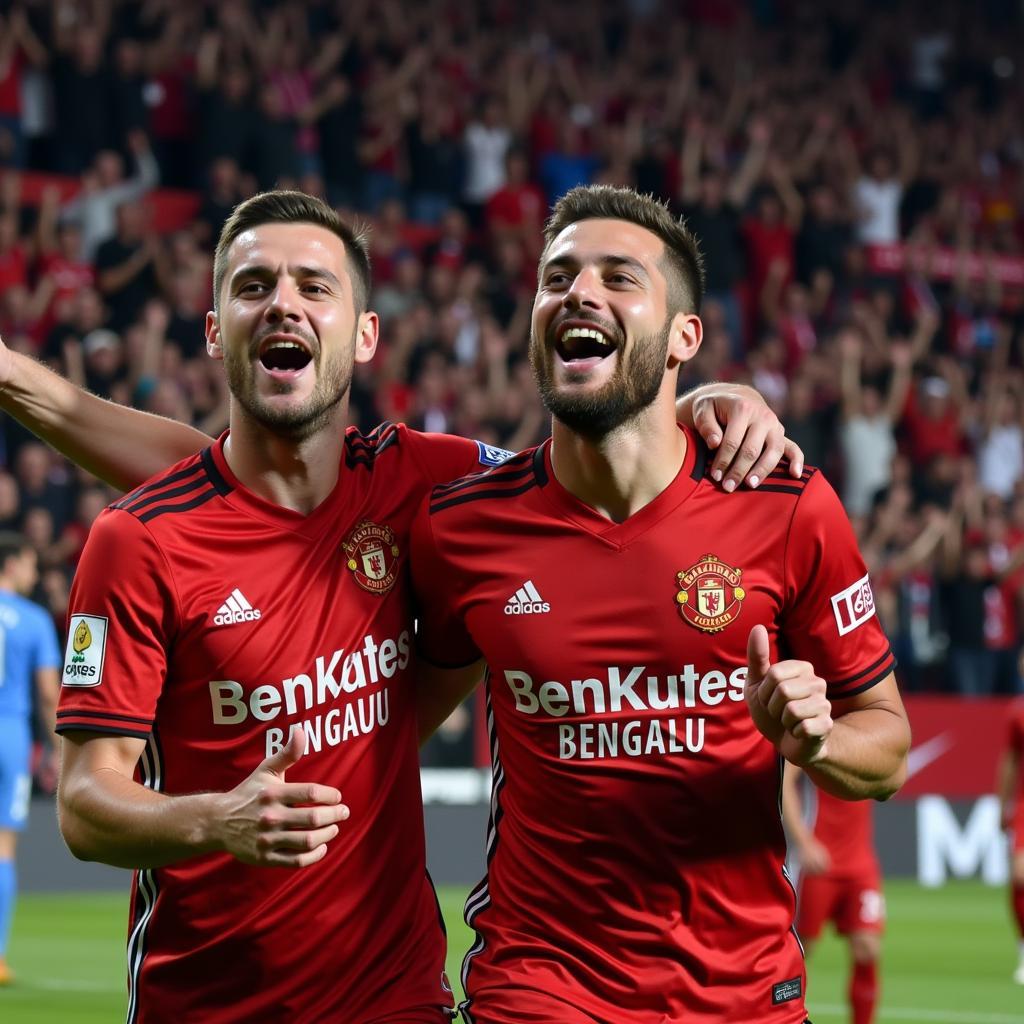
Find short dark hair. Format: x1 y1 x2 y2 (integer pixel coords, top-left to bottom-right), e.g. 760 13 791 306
213 191 372 314
0 532 29 573
542 185 705 314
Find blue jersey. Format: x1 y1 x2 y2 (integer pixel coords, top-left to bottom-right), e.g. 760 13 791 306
0 589 60 719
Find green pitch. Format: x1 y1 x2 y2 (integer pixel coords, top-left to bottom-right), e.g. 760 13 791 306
1 881 1020 1022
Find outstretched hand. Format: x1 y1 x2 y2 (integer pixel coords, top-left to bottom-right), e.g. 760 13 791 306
744 624 832 767
215 727 350 867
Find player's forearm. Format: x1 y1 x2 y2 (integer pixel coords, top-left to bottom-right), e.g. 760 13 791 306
0 351 213 491
803 706 910 801
58 770 225 869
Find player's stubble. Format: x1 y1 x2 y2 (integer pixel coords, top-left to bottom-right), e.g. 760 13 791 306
223 322 357 441
529 314 671 439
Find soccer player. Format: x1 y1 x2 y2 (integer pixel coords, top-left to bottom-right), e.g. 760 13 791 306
410 186 911 1023
997 694 1024 983
783 764 884 1023
0 190 799 1021
54 191 487 1023
0 532 61 986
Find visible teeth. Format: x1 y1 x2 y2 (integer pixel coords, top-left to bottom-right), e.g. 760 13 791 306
267 341 304 351
562 327 612 346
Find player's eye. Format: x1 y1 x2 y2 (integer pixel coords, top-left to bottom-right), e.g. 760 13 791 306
238 281 268 295
302 283 328 295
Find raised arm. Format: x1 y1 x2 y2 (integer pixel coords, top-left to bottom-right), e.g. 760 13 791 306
0 337 213 490
679 118 704 206
883 341 915 425
884 506 948 579
10 5 48 69
727 118 771 208
838 328 864 420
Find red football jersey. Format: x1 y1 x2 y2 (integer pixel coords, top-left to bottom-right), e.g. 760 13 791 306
411 428 895 1024
56 423 485 1024
799 780 878 877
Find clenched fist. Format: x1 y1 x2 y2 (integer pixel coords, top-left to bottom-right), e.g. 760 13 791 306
744 624 833 766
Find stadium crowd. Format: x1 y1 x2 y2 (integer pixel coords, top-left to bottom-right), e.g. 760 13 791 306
0 0 1022 758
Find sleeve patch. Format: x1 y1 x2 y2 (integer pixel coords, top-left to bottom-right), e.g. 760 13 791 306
62 614 109 687
830 574 876 636
475 440 515 467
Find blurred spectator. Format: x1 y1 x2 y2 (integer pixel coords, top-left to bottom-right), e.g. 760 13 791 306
61 131 159 259
851 138 917 246
463 97 512 223
108 37 148 148
0 6 47 169
406 101 463 225
680 118 768 356
50 23 107 175
539 121 600 206
485 149 545 257
94 200 166 331
14 443 71 535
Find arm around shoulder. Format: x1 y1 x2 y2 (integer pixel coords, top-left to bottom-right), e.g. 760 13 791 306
0 339 214 491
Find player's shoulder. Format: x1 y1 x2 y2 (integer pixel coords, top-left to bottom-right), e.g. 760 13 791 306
107 446 229 530
741 458 821 503
426 445 539 519
348 421 509 487
343 420 404 470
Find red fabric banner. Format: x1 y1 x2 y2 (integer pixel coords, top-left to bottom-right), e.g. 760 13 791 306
896 695 1014 799
867 242 1024 286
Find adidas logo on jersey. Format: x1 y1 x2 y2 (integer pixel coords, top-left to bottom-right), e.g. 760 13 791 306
504 580 550 615
213 588 262 626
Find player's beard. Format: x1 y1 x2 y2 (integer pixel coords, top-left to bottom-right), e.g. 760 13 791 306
529 317 671 440
224 327 355 441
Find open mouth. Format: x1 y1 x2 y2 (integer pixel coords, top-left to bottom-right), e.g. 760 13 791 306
554 323 618 363
258 337 313 374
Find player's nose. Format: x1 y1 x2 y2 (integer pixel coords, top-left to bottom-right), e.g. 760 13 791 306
561 266 604 312
264 278 304 323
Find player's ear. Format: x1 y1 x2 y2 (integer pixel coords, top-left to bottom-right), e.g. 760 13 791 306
206 311 224 360
353 310 379 365
666 311 702 368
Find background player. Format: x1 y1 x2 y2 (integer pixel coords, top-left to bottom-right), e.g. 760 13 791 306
997 692 1024 983
411 185 911 1022
783 763 885 1024
0 531 60 986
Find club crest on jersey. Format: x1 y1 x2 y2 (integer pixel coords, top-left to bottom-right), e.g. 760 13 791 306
675 555 745 633
344 520 400 595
